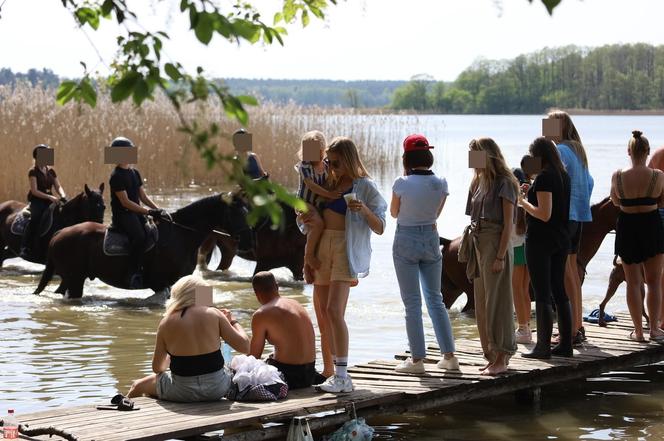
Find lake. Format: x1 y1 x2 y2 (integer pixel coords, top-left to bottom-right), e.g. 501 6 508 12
1 114 664 439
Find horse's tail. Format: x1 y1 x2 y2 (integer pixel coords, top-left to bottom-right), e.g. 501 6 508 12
34 256 55 295
439 237 452 247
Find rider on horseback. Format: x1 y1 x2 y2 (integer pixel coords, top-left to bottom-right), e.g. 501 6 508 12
108 137 166 289
20 144 67 259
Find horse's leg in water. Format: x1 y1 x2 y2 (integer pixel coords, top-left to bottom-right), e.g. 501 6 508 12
64 276 86 299
55 280 67 294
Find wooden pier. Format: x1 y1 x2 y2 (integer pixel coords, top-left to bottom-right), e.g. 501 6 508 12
15 313 664 441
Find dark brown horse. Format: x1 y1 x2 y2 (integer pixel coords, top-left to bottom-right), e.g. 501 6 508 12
440 196 619 312
199 203 306 280
34 194 252 298
0 184 106 266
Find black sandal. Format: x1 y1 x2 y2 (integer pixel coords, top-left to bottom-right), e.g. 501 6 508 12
96 394 140 411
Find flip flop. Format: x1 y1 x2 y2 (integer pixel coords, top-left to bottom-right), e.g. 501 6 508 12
649 334 664 344
96 394 140 411
629 331 647 343
584 309 617 324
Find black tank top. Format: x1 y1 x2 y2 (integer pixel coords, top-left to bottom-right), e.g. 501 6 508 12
167 307 225 377
617 169 658 207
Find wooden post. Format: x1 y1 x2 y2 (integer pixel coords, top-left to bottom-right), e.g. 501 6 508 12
514 386 542 409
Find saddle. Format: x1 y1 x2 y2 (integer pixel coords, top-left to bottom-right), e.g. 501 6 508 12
103 221 159 257
10 204 56 237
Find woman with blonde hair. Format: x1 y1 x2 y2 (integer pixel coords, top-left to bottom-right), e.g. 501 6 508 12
128 275 249 401
464 137 518 375
610 131 664 343
313 137 386 393
546 110 594 345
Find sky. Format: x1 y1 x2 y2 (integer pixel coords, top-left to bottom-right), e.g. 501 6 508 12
1 0 664 81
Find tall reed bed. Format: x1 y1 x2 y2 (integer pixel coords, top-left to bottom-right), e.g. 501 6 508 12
0 84 411 202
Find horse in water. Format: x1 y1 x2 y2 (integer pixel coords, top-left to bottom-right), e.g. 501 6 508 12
0 184 106 267
34 193 252 298
199 202 306 280
440 196 619 312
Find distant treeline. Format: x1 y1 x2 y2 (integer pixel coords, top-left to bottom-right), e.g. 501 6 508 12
0 69 403 108
0 68 60 89
221 78 404 107
390 44 664 113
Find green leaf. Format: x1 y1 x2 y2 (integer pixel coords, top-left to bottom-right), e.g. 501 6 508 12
164 63 182 81
55 81 77 105
232 20 260 43
541 0 562 14
301 9 310 27
75 7 100 30
110 72 140 103
79 78 97 107
194 12 213 44
132 78 150 106
237 95 258 106
273 11 283 24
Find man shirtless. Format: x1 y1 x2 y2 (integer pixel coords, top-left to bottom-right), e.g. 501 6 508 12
249 271 323 389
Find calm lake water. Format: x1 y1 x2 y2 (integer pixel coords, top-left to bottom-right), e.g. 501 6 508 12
2 114 664 439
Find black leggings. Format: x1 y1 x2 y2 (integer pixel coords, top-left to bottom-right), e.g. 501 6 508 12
114 212 147 273
525 240 568 306
22 199 50 249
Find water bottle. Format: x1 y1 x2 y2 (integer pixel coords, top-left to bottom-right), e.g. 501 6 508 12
3 409 18 439
222 342 233 365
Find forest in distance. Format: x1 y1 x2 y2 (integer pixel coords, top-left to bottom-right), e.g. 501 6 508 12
2 43 664 113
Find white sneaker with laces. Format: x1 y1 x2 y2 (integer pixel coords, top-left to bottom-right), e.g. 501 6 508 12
316 375 354 393
515 326 533 344
395 358 425 374
437 355 460 370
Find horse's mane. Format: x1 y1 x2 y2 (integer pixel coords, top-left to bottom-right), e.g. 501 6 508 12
172 194 223 225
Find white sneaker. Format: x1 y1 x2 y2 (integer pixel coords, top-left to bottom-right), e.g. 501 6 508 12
437 355 460 370
395 358 425 374
515 326 533 344
316 375 354 393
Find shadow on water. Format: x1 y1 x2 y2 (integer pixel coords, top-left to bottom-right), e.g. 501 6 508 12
366 364 664 440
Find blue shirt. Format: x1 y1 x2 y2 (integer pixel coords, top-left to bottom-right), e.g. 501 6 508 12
344 177 387 278
557 143 594 222
392 173 449 226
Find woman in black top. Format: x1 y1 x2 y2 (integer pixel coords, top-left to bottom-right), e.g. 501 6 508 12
20 144 67 258
519 137 573 359
610 131 664 343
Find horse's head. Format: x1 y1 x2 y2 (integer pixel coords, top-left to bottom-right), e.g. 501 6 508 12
64 183 105 223
219 192 253 253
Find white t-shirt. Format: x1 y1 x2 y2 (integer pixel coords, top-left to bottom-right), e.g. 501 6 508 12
392 173 449 226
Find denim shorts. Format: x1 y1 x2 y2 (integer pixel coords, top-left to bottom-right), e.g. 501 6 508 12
156 368 233 402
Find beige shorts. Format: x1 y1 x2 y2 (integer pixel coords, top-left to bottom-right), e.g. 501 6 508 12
314 229 357 285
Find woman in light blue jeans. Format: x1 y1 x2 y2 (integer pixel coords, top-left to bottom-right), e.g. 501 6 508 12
390 134 458 374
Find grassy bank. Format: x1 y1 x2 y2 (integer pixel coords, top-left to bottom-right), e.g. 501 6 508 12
0 84 405 202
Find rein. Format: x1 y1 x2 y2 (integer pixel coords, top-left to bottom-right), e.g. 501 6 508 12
156 214 230 238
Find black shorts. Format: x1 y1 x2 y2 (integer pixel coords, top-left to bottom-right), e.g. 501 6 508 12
266 357 317 390
567 221 583 255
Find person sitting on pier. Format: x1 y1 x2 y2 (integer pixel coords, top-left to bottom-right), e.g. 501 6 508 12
249 271 324 389
127 275 250 402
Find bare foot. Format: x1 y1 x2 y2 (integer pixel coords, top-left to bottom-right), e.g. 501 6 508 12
305 253 322 270
303 264 314 284
481 362 507 376
350 279 358 287
478 362 491 371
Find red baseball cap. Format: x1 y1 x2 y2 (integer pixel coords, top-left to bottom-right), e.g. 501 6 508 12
403 134 434 152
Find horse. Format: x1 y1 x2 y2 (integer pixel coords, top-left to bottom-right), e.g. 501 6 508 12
440 196 619 312
0 184 106 267
34 193 252 299
199 202 306 280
